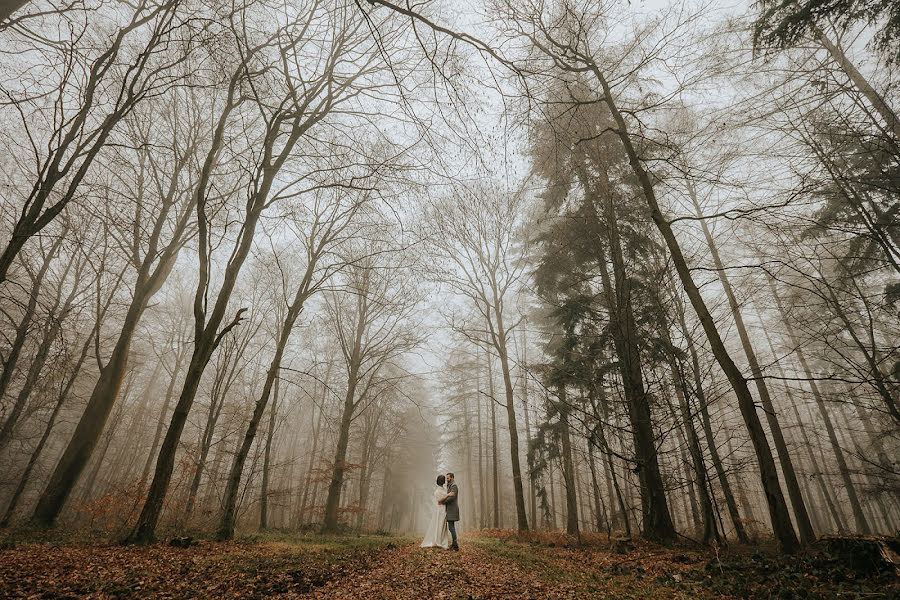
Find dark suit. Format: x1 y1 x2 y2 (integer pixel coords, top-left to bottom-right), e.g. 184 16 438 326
444 482 460 521
445 481 459 549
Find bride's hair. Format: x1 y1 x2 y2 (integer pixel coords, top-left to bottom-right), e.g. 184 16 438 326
436 475 446 486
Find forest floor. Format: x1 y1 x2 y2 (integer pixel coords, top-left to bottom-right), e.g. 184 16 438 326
0 529 897 599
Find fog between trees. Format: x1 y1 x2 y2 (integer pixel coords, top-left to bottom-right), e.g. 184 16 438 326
0 0 897 551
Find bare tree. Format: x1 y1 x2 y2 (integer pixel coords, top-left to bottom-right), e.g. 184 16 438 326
0 0 187 285
320 248 419 532
217 183 384 539
130 0 404 542
30 83 205 527
425 183 531 532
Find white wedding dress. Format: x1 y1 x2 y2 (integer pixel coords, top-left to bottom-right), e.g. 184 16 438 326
420 485 450 549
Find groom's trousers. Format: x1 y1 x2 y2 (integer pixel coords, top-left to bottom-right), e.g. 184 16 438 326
447 520 458 547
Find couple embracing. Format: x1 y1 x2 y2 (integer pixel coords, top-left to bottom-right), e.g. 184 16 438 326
421 472 460 551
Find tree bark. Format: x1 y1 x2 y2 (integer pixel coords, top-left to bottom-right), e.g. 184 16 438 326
298 379 327 526
589 385 632 537
184 380 227 520
754 303 847 533
139 345 185 486
259 378 281 531
0 243 79 454
673 371 718 543
322 377 357 531
520 330 538 527
587 436 609 535
32 290 157 526
476 359 487 528
219 305 304 538
129 42 299 541
462 390 477 526
486 294 529 531
557 386 579 536
488 355 501 529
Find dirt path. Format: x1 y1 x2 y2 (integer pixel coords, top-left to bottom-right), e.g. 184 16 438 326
305 542 582 599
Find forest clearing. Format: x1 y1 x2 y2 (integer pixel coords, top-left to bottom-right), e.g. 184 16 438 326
1 0 899 596
2 530 897 598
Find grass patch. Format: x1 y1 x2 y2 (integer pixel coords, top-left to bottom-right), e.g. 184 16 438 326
469 536 574 583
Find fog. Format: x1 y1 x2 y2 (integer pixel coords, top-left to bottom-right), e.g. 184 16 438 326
0 0 897 550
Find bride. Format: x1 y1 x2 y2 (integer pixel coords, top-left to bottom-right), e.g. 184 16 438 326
421 475 450 549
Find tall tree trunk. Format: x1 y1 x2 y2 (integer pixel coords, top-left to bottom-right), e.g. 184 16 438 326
798 409 847 533
724 434 763 532
463 392 477 526
755 303 846 533
557 387 579 536
32 288 157 527
128 54 290 542
659 311 717 542
587 436 609 535
578 168 675 542
322 375 358 532
219 326 293 539
1 387 65 527
221 242 326 538
672 290 750 543
0 250 79 454
33 165 189 529
141 359 182 482
476 363 487 528
0 297 97 527
298 385 326 526
585 61 798 551
590 386 631 537
354 413 379 533
664 342 718 543
852 403 894 485
184 388 226 520
547 455 558 529
488 356 500 529
131 311 243 543
80 394 129 506
834 406 889 531
768 278 872 533
687 180 814 544
813 27 900 143
490 305 529 531
820 282 899 423
520 330 538 527
105 363 164 486
259 378 280 531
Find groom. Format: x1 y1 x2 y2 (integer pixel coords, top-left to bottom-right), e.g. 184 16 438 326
439 472 460 551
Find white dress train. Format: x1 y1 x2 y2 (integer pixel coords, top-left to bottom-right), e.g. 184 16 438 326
420 485 450 549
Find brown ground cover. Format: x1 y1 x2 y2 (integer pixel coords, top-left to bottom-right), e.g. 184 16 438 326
0 530 895 599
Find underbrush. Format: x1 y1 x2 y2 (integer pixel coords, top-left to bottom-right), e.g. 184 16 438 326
469 529 899 599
